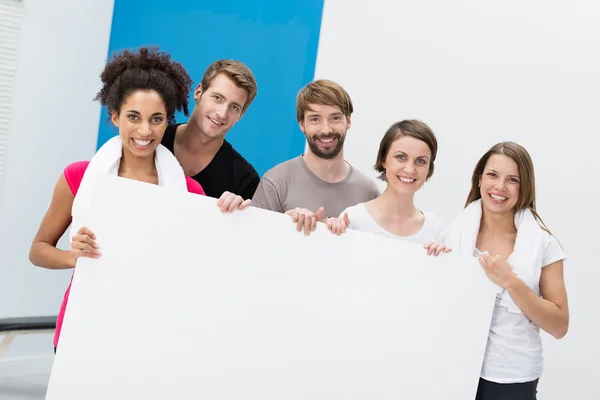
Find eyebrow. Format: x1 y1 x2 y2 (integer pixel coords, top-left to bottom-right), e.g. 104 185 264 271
488 168 519 178
212 91 242 110
306 112 343 118
393 151 429 159
126 110 166 116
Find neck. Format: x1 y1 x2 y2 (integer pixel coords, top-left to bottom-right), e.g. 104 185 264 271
119 149 157 178
480 209 517 235
177 118 223 156
303 151 349 183
376 186 419 218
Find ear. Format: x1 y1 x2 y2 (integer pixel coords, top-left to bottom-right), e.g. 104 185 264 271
346 115 352 130
193 83 203 102
111 110 119 127
298 120 305 133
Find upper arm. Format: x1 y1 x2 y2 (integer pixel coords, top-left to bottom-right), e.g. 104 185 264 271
31 174 75 248
539 233 568 308
251 177 283 213
539 260 569 312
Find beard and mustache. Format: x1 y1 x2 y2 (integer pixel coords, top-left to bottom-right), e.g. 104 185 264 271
305 132 346 160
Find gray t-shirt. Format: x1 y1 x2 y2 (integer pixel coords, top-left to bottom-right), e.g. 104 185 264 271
251 156 381 218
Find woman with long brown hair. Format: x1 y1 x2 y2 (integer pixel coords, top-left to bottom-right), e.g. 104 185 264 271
426 142 569 399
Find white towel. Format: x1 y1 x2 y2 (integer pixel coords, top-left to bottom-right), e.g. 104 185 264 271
70 135 187 240
435 199 546 314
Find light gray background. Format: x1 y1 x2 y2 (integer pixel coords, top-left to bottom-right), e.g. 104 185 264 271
1 0 598 398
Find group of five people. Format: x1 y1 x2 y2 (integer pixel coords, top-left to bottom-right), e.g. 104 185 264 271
28 47 568 400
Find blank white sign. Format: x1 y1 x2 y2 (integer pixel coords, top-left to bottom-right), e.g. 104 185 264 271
46 175 497 399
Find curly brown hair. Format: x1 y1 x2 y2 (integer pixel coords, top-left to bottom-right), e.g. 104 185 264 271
94 47 193 124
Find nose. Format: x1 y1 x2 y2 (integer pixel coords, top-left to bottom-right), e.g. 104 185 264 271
404 163 416 174
138 121 152 137
215 103 229 119
320 120 333 134
494 181 507 191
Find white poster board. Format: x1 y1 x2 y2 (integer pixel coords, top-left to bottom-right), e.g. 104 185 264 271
46 175 498 399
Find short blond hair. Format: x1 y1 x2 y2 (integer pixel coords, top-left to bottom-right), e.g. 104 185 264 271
296 79 353 122
200 59 257 113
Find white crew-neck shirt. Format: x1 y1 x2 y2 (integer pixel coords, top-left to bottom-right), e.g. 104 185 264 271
341 203 446 244
475 232 566 383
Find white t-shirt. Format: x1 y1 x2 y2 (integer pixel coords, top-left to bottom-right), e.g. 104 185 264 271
476 232 567 383
341 203 446 245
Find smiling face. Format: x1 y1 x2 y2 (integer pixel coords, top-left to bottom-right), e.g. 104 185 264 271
382 135 432 195
191 73 248 140
479 154 521 215
111 89 167 160
300 103 350 159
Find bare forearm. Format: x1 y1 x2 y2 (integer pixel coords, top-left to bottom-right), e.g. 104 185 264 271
29 243 76 270
506 276 568 339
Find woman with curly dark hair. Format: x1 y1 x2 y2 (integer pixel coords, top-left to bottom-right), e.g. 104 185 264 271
28 47 251 352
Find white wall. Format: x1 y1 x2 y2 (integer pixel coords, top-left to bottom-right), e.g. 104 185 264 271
314 0 599 398
0 0 114 358
1 0 598 395
0 0 25 190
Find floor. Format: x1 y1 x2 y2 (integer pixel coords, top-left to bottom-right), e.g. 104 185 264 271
0 357 52 400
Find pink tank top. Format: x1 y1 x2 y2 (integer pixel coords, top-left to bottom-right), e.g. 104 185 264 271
54 161 204 347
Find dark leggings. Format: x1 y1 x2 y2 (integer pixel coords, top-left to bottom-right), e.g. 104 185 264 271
476 377 539 400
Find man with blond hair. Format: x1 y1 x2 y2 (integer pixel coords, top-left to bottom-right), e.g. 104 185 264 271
252 79 380 234
161 59 260 199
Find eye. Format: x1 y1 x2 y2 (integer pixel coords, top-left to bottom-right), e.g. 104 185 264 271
509 177 520 183
396 154 405 160
487 172 497 178
416 159 427 165
310 117 319 123
212 95 221 101
231 105 240 112
152 116 164 124
127 114 138 121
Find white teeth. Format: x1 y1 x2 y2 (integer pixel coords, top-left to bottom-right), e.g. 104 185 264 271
490 194 507 201
319 138 334 143
133 139 151 146
209 117 223 126
399 177 416 183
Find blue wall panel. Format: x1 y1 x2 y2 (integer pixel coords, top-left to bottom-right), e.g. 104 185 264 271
97 0 324 176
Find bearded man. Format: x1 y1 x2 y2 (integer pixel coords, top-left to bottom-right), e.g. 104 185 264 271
252 79 380 234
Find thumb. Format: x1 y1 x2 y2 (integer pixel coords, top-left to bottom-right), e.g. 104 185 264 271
343 212 350 226
478 254 489 266
316 207 324 221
